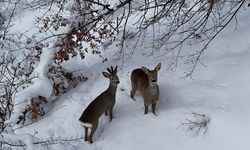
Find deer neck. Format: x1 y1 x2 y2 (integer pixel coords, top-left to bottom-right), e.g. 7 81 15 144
145 83 158 93
107 82 118 95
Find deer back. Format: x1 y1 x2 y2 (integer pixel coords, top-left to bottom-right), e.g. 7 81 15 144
131 68 149 92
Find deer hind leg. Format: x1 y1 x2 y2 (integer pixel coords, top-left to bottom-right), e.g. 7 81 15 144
130 82 136 100
105 109 108 116
84 127 89 141
89 121 98 143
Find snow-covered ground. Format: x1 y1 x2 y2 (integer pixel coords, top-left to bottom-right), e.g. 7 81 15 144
7 5 250 150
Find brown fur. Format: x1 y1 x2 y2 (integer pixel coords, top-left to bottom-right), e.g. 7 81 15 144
79 66 119 143
130 63 161 115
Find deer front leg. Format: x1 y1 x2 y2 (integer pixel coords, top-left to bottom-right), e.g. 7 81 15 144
152 102 157 115
108 107 113 122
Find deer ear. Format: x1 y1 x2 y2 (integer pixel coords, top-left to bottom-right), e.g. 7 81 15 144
102 72 110 78
141 66 149 74
155 63 161 72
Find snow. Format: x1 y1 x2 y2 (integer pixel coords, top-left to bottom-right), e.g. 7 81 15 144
2 132 36 150
18 46 54 99
3 2 250 150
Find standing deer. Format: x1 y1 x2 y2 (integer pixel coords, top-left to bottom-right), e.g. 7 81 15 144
79 66 119 143
130 63 161 115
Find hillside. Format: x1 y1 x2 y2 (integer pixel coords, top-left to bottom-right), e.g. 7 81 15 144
12 7 250 150
1 1 250 150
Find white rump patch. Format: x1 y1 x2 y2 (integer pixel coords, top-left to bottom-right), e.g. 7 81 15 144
80 122 92 128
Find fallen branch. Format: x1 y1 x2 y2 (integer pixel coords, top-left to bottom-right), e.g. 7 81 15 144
177 112 210 136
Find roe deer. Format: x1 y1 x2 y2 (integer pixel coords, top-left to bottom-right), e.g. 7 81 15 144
130 63 161 115
79 66 119 143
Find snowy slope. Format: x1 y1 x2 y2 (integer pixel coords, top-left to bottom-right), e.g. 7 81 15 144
11 6 250 150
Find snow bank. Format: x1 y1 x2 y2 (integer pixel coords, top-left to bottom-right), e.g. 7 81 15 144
7 47 53 123
2 132 37 150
